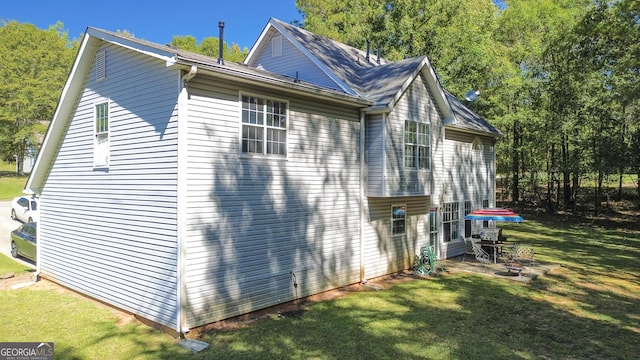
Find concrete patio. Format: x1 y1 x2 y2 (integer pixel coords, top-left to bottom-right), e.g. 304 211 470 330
437 256 560 283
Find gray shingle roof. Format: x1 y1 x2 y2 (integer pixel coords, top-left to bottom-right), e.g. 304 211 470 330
271 19 501 137
444 91 502 135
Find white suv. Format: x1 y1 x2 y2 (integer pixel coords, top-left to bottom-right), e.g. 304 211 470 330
11 196 39 223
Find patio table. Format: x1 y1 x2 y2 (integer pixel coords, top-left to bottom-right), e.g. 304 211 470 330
480 241 515 264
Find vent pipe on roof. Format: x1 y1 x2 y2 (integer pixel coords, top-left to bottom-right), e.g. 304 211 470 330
365 40 370 62
218 21 225 65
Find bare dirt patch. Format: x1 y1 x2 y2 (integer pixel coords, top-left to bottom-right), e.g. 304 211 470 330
0 271 36 290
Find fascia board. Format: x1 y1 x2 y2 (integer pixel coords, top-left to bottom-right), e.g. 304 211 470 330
260 19 358 96
243 18 273 65
26 32 99 194
85 28 178 65
370 57 455 122
174 60 372 107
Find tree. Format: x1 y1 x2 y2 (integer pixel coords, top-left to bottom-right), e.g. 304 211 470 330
0 21 77 174
568 0 640 209
170 35 249 63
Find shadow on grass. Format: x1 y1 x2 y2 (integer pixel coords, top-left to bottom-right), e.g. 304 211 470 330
185 271 638 359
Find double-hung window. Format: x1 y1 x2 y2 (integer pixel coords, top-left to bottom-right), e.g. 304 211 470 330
442 202 459 242
391 205 406 236
404 120 430 169
94 102 109 167
241 95 287 157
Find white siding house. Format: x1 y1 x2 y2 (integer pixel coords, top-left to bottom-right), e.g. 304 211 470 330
26 18 501 334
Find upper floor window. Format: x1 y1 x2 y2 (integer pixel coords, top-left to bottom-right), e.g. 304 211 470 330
94 102 109 167
404 120 430 169
241 95 288 157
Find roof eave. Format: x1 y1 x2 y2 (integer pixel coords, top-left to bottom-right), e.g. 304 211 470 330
246 19 358 96
26 30 99 195
445 123 504 138
175 58 372 107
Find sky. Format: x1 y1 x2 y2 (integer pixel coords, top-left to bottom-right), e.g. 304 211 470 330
1 0 302 50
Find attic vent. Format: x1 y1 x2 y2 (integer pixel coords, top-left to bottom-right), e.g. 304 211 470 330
272 35 282 57
96 50 106 81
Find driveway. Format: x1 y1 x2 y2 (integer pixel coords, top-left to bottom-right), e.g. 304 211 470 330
0 200 35 268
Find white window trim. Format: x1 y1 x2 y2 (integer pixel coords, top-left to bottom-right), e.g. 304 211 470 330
403 119 431 170
238 92 289 159
442 201 460 242
93 100 110 168
391 204 407 237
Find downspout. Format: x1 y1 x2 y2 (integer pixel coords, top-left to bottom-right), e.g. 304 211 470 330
359 111 365 283
177 65 197 336
34 194 41 280
382 113 387 196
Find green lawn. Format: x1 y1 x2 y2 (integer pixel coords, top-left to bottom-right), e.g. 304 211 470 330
0 160 28 200
0 207 638 359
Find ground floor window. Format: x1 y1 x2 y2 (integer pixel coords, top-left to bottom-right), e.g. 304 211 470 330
391 205 406 236
429 209 438 247
464 201 472 238
443 202 459 242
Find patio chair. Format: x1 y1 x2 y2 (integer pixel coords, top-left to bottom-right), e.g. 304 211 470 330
471 241 492 264
501 242 520 260
511 246 536 266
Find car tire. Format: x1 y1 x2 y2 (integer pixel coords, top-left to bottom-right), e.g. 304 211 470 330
11 241 18 258
11 209 17 220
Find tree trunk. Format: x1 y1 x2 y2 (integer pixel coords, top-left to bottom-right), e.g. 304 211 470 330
561 133 571 207
512 120 520 202
617 171 623 201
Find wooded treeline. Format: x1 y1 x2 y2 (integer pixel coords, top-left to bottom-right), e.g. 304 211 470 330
1 0 638 212
297 0 640 211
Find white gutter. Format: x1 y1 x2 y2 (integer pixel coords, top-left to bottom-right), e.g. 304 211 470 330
176 65 197 336
173 60 373 108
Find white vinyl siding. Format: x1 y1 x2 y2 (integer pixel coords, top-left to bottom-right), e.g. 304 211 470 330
38 42 180 329
365 114 385 195
437 130 496 258
366 74 440 196
184 76 361 327
361 196 429 279
249 30 343 91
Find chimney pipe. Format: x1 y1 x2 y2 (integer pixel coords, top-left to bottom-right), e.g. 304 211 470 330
218 21 225 65
365 40 370 62
376 44 381 64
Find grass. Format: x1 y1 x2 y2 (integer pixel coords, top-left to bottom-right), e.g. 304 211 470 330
0 255 32 277
1 204 638 359
0 160 27 200
1 208 638 359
